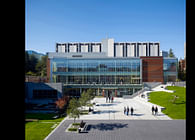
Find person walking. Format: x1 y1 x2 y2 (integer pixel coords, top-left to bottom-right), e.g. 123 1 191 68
130 107 134 116
152 106 155 115
155 106 158 115
127 106 129 116
124 107 126 115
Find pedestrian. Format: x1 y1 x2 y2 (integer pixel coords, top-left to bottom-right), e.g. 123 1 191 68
152 106 155 115
108 92 110 103
106 96 108 103
130 107 134 116
111 96 114 103
127 106 129 116
124 107 126 115
155 106 158 115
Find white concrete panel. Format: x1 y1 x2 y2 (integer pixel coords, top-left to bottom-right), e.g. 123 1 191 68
58 45 62 53
93 45 100 52
107 38 114 57
116 45 123 57
139 44 146 56
127 44 134 57
81 45 88 52
61 45 65 53
150 44 158 56
69 45 77 52
101 38 114 57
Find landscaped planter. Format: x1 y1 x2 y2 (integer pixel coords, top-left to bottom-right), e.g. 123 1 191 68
66 123 81 133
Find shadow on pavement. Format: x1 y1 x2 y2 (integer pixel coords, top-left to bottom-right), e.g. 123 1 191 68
93 110 119 114
132 113 145 116
98 103 117 106
155 114 166 116
86 123 128 131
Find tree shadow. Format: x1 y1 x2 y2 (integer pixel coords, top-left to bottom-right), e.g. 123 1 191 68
156 114 165 116
86 123 128 131
98 103 117 106
173 101 186 105
131 113 144 116
93 110 119 114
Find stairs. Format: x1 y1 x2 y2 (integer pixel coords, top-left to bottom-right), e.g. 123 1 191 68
122 82 162 99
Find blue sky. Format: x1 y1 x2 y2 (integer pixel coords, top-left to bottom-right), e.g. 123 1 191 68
25 0 185 59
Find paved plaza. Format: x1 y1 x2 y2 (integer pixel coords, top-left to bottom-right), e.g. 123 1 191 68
74 97 171 120
47 120 185 140
45 84 185 140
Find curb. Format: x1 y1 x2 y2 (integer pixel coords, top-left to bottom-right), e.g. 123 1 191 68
44 116 69 140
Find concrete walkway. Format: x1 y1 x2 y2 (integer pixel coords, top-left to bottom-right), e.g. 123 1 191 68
67 96 171 120
67 84 173 121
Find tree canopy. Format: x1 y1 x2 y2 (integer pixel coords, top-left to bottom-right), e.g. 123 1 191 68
169 48 175 58
25 51 47 77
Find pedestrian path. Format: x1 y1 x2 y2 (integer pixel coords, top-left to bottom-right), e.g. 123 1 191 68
68 97 171 120
67 84 172 121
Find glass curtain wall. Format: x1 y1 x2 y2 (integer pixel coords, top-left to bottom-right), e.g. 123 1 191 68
163 58 178 82
51 58 141 84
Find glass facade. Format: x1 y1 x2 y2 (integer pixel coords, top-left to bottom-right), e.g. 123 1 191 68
50 58 142 85
163 58 178 82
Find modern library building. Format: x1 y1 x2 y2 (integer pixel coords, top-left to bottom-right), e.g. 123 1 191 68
47 38 177 97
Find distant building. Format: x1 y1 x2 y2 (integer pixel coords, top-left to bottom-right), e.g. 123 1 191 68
26 50 45 60
179 59 186 72
25 75 48 83
160 50 168 57
184 43 186 59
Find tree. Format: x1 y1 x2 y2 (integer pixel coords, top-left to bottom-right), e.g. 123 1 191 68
169 49 175 58
55 96 69 117
79 89 95 108
35 55 48 77
67 98 80 123
25 52 30 73
27 54 38 74
79 91 88 107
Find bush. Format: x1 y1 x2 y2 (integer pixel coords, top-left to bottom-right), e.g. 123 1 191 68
72 123 80 126
68 128 78 131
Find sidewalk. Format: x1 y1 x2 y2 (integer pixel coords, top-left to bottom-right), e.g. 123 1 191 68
68 97 171 120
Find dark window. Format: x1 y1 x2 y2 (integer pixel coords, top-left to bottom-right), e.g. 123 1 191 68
33 90 57 99
134 44 136 57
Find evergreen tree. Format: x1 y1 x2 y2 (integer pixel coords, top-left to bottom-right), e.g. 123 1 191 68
35 55 48 76
67 98 80 123
169 48 175 57
25 52 30 73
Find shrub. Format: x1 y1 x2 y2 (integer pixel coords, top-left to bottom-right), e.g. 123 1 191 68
68 128 78 131
72 123 80 126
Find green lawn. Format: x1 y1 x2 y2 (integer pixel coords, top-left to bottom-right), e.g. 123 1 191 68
149 86 186 119
25 113 65 140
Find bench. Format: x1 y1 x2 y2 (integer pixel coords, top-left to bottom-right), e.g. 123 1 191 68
78 121 87 133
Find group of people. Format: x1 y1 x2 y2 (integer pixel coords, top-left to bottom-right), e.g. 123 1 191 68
106 92 114 103
124 106 134 116
152 106 158 115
